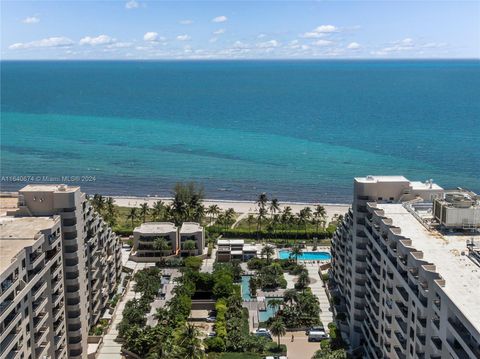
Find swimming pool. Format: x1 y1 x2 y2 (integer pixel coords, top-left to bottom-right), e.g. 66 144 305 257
259 297 282 322
278 250 331 261
241 275 252 300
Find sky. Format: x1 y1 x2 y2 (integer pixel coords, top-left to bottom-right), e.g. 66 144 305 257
1 0 479 60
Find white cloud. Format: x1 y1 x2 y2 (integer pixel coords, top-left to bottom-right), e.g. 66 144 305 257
347 42 361 49
212 15 227 23
80 35 115 46
257 40 280 48
125 0 139 9
302 24 339 38
144 32 159 42
313 39 333 47
213 29 226 35
22 16 39 24
257 34 267 39
9 36 74 50
176 34 191 41
107 42 132 49
209 37 218 43
179 19 193 25
315 25 338 33
233 41 249 49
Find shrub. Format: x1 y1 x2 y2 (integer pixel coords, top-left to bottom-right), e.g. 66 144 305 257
265 342 287 355
184 256 203 271
204 336 226 352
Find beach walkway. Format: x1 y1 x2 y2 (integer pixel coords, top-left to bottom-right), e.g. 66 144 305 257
306 264 334 328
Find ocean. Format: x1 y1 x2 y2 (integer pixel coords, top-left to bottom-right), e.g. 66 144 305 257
1 60 479 202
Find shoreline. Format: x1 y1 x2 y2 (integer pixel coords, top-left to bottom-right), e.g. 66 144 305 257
112 195 350 220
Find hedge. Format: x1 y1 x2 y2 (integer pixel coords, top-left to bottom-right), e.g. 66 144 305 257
206 227 334 239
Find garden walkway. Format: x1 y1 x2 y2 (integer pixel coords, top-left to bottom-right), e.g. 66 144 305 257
305 263 334 329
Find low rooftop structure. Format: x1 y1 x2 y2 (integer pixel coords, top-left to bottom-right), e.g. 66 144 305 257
433 189 480 229
179 222 205 256
134 222 177 234
217 239 257 262
131 222 178 262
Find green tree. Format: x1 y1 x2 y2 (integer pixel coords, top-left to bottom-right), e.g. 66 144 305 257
151 200 165 221
269 317 286 347
140 202 149 223
256 192 268 210
173 323 205 359
260 245 275 264
153 237 171 254
298 207 313 239
182 239 197 256
256 207 268 237
206 204 220 225
127 207 138 228
312 348 347 359
246 214 256 237
296 270 311 292
290 245 303 264
268 298 283 315
314 205 327 233
269 198 280 215
104 197 117 226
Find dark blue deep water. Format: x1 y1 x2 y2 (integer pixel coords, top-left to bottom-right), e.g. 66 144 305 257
1 60 479 202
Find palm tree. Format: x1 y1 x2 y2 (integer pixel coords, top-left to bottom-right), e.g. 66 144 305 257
91 194 105 213
151 200 165 221
182 239 197 256
271 214 280 238
104 197 116 225
139 202 149 223
174 323 204 359
206 204 220 225
268 298 283 315
246 214 256 238
257 207 268 238
256 192 268 210
314 205 327 233
126 207 138 228
153 237 170 254
296 270 311 292
290 245 303 264
298 207 312 239
224 208 236 229
283 288 298 306
261 245 275 264
269 198 280 215
269 317 286 347
281 206 293 230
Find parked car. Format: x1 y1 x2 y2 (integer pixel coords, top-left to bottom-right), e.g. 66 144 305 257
208 331 216 337
206 316 216 323
308 329 328 342
255 328 272 339
305 325 325 335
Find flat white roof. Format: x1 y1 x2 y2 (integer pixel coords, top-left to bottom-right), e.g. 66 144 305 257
0 216 56 272
410 181 443 191
20 184 79 193
180 222 202 233
134 222 177 234
355 175 409 183
377 203 480 332
217 239 244 245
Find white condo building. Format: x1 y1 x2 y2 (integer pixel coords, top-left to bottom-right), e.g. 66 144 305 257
331 176 480 359
0 184 122 359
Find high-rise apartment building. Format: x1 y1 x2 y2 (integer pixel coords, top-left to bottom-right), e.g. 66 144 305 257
0 184 122 359
331 176 480 359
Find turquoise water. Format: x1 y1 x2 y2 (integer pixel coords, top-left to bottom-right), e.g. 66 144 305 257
278 250 331 261
241 275 252 300
1 61 479 201
259 297 281 323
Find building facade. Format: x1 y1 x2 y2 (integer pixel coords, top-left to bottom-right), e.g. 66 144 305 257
1 184 122 359
1 216 67 359
131 222 179 261
331 176 480 359
179 222 205 256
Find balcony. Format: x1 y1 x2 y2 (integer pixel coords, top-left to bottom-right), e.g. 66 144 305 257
431 336 442 351
394 331 407 350
448 318 480 357
32 296 48 316
395 316 408 334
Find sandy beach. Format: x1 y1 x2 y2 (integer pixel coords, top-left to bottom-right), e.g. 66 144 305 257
112 196 350 222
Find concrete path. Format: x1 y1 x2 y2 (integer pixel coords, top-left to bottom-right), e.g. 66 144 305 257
280 331 320 359
200 246 217 273
97 262 140 359
305 264 334 329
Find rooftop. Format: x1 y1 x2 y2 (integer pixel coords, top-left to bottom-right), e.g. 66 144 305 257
20 184 79 193
376 203 480 332
355 175 409 183
0 216 56 272
134 222 177 234
180 222 202 233
217 239 245 246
